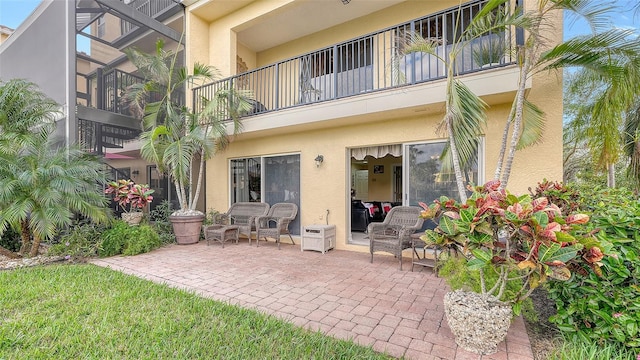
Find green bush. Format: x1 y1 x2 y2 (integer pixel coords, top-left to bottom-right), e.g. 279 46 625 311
48 222 106 260
150 200 175 245
543 185 640 349
100 220 161 257
0 227 21 253
121 224 160 256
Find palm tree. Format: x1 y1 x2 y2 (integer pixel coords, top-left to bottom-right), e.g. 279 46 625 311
124 40 253 215
402 0 633 195
554 28 640 188
623 100 640 190
0 79 109 257
398 0 522 201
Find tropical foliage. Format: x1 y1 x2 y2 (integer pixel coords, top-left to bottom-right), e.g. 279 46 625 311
401 0 638 199
104 179 154 213
99 220 161 257
419 180 601 314
542 185 640 349
123 40 253 215
0 79 108 258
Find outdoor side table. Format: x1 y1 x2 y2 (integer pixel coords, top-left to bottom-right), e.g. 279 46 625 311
203 225 239 248
302 224 336 253
410 233 441 275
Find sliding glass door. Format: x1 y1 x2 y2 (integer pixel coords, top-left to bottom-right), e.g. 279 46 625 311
404 141 480 206
230 154 301 235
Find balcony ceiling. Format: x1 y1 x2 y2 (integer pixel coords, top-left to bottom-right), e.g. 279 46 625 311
189 0 405 52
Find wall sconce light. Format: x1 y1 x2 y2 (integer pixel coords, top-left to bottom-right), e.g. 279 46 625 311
132 169 140 176
341 0 351 4
314 155 324 167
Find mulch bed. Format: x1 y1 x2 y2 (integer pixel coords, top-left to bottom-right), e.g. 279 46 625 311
524 288 563 360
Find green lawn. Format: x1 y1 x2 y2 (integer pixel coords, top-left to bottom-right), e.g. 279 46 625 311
0 264 390 359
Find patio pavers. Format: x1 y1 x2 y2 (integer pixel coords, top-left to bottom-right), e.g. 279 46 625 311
91 240 534 360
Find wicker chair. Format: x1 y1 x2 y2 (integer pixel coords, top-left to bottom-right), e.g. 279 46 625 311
210 202 270 244
368 206 424 270
255 203 299 249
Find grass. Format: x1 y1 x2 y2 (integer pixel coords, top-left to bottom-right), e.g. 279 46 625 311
549 337 639 360
0 264 390 359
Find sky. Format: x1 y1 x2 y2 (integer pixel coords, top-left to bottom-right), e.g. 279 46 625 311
0 0 638 53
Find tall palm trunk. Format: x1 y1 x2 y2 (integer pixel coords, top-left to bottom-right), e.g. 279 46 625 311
500 46 531 189
191 148 206 211
447 114 469 202
445 52 469 202
607 163 616 187
493 102 517 180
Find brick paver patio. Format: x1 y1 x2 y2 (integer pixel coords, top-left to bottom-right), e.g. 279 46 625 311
91 240 534 360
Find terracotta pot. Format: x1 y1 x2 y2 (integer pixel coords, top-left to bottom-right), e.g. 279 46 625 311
122 212 144 226
170 214 205 245
443 290 513 355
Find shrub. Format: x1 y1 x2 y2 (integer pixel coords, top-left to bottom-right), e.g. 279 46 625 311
121 225 160 256
99 221 129 257
0 227 21 253
420 180 597 315
99 220 161 257
48 221 106 260
150 200 175 245
543 185 640 349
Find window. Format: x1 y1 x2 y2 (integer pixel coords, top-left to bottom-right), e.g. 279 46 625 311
230 154 301 235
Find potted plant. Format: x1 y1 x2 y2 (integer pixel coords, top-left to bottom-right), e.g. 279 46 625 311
419 180 604 355
123 39 253 244
105 179 154 226
472 36 506 68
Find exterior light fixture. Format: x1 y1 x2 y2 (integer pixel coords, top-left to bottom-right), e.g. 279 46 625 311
341 0 351 4
314 155 324 167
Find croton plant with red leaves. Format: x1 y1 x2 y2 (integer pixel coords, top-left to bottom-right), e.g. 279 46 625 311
105 179 154 213
420 180 604 306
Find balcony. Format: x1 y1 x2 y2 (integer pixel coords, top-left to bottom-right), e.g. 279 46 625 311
120 0 182 35
193 1 518 120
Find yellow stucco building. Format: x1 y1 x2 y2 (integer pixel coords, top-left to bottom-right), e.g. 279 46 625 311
181 0 564 252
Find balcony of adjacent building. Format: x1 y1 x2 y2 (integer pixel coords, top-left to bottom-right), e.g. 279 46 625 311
192 0 524 136
74 0 185 156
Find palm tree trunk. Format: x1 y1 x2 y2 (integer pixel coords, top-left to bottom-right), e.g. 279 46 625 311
447 115 469 202
19 220 31 255
29 234 41 257
607 163 616 187
500 46 531 189
191 148 206 212
493 102 517 181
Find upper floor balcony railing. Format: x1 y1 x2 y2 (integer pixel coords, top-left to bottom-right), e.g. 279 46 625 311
120 0 179 35
193 0 517 118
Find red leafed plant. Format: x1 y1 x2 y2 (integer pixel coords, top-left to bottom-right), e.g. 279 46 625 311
420 180 604 309
105 179 154 213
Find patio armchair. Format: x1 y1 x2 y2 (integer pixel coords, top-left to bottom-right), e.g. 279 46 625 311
255 203 298 249
368 206 424 270
210 202 270 244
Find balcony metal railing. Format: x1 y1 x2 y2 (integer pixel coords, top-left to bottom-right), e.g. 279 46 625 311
99 68 146 117
120 0 178 35
193 0 516 118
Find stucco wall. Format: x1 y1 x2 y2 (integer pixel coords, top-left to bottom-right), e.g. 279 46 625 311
189 0 564 253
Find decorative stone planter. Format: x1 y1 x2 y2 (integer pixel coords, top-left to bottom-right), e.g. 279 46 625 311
121 212 144 226
170 214 205 245
443 290 513 355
